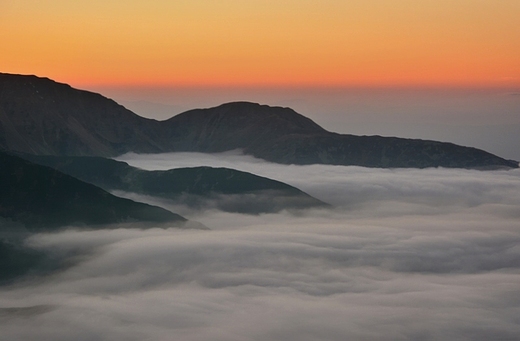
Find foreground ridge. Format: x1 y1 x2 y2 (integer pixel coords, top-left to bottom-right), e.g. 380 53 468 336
0 151 186 230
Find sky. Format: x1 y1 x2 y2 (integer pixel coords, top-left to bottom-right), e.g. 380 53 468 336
2 0 520 88
2 0 519 160
2 152 520 340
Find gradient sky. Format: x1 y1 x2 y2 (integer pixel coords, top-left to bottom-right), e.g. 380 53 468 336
2 0 520 88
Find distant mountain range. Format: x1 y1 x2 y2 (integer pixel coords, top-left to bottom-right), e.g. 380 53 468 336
1 73 517 169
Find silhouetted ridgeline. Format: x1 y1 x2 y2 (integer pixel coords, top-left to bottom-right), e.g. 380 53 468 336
17 154 328 214
1 73 517 169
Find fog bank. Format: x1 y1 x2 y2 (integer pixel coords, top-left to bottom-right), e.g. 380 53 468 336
2 153 519 340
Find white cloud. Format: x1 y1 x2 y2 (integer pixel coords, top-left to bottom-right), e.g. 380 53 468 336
1 153 520 340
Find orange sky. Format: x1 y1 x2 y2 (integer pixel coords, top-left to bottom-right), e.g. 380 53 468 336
1 0 519 88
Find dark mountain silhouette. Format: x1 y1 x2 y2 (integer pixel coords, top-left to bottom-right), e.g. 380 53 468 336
162 102 518 169
0 151 186 230
162 101 327 152
1 73 517 169
18 155 328 214
0 73 166 156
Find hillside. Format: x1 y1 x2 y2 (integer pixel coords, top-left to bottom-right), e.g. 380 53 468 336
0 73 167 156
19 155 327 214
163 102 518 169
0 152 186 230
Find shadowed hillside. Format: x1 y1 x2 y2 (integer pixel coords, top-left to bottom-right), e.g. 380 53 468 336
0 152 186 230
19 154 328 214
0 73 167 156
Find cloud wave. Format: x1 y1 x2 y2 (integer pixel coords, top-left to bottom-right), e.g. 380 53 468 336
1 152 519 340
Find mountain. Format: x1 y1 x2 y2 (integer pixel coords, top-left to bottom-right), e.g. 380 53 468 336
1 73 517 169
0 73 167 156
162 102 519 169
18 155 327 214
161 101 327 152
0 151 186 230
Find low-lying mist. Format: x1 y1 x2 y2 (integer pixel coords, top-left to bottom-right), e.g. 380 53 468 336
1 152 519 340
116 151 520 211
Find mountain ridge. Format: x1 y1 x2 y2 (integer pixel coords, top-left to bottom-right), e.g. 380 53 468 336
0 73 166 156
16 154 328 214
0 151 187 230
1 73 517 169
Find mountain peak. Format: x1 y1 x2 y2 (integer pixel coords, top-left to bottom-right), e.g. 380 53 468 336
161 101 327 153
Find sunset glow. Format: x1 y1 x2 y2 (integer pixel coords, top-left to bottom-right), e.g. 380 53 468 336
2 0 520 88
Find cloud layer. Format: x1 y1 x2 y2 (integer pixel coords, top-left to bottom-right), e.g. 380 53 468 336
1 152 519 340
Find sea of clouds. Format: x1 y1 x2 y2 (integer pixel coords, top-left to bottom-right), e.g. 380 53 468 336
1 152 519 340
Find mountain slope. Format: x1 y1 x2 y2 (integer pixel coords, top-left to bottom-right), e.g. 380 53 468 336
1 73 517 169
247 133 517 168
163 102 518 169
19 155 327 214
0 73 167 156
162 101 327 152
0 152 186 230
